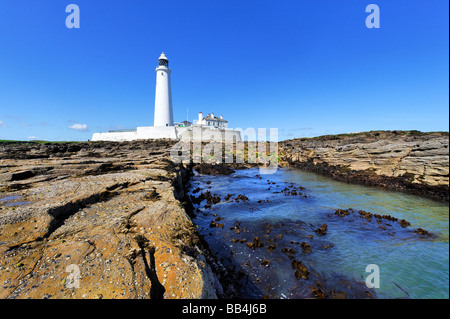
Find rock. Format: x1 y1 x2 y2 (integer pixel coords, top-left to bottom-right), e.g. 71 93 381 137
260 260 270 267
335 209 350 217
209 221 224 229
234 194 249 202
0 140 218 299
246 237 264 249
315 224 328 236
416 228 432 236
279 131 449 201
292 259 309 280
141 189 161 201
193 163 235 176
300 242 312 253
399 219 411 228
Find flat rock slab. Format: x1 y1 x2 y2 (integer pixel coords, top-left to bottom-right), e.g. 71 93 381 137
0 140 217 299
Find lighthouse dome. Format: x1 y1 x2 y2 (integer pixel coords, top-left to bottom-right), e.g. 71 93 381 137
159 52 168 61
158 52 169 67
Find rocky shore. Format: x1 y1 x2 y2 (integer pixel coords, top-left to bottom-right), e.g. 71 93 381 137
0 130 448 299
0 140 220 299
279 131 449 201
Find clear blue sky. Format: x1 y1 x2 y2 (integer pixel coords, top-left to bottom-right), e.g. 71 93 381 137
0 0 448 141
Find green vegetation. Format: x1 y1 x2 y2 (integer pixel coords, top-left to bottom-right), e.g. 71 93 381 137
290 130 449 142
0 139 81 145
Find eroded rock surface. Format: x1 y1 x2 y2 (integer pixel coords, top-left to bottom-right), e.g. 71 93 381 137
0 140 217 299
279 131 449 201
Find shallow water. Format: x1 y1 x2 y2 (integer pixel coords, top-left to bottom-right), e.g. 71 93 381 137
189 167 449 299
0 196 21 202
0 195 30 206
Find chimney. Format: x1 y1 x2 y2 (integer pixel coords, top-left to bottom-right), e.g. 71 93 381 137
211 113 215 119
220 115 223 119
198 112 203 122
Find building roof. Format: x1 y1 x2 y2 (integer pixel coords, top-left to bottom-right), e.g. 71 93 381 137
158 52 168 61
203 114 228 122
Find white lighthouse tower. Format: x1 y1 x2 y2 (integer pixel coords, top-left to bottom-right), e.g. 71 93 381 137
154 52 174 127
91 52 242 142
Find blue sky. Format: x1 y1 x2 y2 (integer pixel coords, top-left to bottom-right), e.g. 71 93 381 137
0 0 448 141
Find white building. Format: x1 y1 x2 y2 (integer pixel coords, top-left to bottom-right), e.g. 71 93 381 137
91 53 241 142
194 112 228 129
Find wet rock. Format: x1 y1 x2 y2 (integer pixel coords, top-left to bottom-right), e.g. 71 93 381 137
224 194 234 201
358 210 372 221
246 237 264 249
209 221 224 229
315 224 328 236
415 228 432 236
311 282 326 299
260 260 270 267
234 194 249 202
300 242 312 253
334 209 350 217
399 219 411 228
330 290 347 299
330 208 432 237
204 191 221 205
292 259 309 280
193 164 235 176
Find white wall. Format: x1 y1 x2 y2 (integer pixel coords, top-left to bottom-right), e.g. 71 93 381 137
91 131 137 142
91 126 241 142
136 126 178 139
154 65 173 127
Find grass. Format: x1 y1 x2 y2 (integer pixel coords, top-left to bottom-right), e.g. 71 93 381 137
0 139 82 144
291 130 449 141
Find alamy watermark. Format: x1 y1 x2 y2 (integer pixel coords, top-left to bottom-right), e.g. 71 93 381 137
170 127 279 174
366 4 380 29
65 264 81 288
365 264 380 289
66 4 380 29
65 4 80 29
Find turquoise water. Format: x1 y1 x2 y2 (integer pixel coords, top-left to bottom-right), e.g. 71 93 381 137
190 167 449 299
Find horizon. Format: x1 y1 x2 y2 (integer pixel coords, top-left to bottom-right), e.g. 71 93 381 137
0 1 449 142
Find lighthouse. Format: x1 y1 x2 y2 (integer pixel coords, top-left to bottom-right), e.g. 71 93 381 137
154 52 174 127
91 52 242 142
